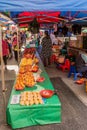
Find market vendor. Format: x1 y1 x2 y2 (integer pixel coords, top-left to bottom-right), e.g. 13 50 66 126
76 53 87 77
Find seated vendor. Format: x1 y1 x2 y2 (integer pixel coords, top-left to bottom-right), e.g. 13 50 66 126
76 53 87 77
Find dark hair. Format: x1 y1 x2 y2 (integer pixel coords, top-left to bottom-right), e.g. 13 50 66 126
44 31 49 37
7 37 11 40
13 32 17 36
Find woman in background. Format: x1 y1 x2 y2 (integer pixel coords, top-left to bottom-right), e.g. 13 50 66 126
12 32 18 62
41 31 52 67
2 36 9 70
7 37 13 59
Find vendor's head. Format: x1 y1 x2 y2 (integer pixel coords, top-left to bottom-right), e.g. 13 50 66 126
44 31 49 37
31 35 34 39
13 32 17 37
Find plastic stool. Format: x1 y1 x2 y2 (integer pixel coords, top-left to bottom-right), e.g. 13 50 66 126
59 59 70 71
68 65 82 80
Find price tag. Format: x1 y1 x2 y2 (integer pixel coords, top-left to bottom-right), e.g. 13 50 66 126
10 95 20 104
33 73 40 81
30 44 35 47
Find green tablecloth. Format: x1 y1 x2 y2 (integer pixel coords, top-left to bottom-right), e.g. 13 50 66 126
6 57 61 129
26 40 38 48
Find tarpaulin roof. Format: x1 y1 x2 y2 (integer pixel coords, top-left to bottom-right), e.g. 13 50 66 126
0 0 87 12
60 11 87 23
0 13 14 26
1 0 87 24
12 11 87 25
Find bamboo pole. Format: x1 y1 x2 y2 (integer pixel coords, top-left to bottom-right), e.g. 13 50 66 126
0 26 5 91
17 25 19 64
0 25 7 123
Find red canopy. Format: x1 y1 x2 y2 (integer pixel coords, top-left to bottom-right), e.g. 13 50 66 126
18 11 60 25
19 24 29 28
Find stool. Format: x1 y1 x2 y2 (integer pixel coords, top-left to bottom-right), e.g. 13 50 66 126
59 59 70 71
68 65 82 80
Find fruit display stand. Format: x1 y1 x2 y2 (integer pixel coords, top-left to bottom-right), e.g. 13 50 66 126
6 49 61 129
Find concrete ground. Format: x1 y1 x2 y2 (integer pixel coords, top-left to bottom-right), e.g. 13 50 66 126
0 57 87 130
45 64 87 106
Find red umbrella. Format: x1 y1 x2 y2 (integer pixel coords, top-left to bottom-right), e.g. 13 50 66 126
18 11 60 24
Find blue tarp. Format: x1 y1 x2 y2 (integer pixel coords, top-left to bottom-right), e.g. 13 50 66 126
0 0 87 11
61 11 87 19
0 14 14 25
60 11 87 24
1 0 87 24
0 17 8 22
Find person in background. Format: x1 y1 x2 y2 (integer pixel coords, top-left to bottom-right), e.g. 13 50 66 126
76 53 87 77
37 31 44 54
2 35 9 70
66 29 74 37
62 24 68 36
12 32 18 62
58 29 64 37
41 31 52 67
53 23 58 36
7 37 13 59
50 32 62 45
21 31 27 45
50 32 56 45
39 31 44 44
26 30 32 40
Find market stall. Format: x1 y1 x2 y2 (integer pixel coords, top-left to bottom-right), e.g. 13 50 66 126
1 0 87 129
6 48 61 129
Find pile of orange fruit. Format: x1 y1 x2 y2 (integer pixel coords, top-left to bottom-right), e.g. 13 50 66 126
14 48 40 91
20 91 43 106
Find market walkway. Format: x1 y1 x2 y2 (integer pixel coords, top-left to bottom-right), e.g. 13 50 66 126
0 58 87 130
46 65 87 106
